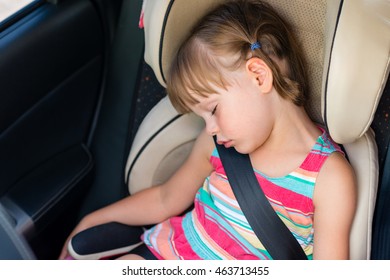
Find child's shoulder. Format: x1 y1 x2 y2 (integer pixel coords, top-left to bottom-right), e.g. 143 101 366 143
312 148 356 259
316 126 355 188
313 148 356 206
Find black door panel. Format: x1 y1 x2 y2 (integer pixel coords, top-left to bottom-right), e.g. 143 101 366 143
0 57 101 194
0 0 103 134
0 0 115 259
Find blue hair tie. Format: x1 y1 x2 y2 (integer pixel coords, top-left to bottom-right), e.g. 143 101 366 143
250 41 261 51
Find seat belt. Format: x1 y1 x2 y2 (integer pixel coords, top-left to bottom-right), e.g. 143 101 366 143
214 137 308 260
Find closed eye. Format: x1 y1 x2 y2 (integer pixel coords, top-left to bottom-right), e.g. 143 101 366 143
211 105 218 115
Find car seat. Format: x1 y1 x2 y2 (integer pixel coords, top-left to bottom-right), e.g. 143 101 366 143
126 0 390 259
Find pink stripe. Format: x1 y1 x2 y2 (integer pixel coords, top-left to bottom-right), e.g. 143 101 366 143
198 201 260 260
301 153 328 171
170 216 202 260
256 175 313 213
212 155 312 211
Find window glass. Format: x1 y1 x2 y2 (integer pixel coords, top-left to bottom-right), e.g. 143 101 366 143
0 0 36 22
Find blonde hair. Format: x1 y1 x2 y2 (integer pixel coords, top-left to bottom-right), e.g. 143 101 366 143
167 0 308 114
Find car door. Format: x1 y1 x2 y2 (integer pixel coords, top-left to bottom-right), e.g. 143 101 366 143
0 0 123 259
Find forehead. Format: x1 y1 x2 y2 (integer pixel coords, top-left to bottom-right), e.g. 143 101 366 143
179 38 243 87
185 59 245 96
187 66 247 102
188 90 218 106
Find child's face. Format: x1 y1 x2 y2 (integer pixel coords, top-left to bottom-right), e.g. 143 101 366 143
189 66 276 154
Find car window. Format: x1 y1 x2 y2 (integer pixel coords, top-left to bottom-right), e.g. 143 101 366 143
0 0 40 23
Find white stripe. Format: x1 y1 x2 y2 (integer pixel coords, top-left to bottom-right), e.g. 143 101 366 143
290 171 315 183
149 223 163 255
190 211 226 259
209 183 239 207
214 200 248 224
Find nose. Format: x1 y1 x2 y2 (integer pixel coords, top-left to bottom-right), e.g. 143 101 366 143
205 118 219 136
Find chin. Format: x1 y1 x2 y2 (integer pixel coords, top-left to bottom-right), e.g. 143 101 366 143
233 145 251 155
233 141 261 155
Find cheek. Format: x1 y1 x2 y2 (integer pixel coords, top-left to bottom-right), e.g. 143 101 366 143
251 108 274 137
217 94 273 140
234 124 271 154
219 104 245 129
239 108 274 150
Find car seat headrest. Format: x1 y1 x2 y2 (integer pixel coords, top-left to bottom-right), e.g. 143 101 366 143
324 0 390 143
143 0 390 144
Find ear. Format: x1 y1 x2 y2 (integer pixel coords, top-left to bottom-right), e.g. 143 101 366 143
245 57 273 93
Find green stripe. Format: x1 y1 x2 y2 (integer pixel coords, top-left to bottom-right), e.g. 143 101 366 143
286 174 315 186
183 212 222 259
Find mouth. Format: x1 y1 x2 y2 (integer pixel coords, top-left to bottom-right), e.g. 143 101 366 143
217 139 233 148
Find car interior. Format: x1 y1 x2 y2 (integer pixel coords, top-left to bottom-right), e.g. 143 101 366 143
0 0 389 260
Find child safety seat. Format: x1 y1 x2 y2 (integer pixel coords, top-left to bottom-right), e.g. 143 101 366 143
126 0 390 259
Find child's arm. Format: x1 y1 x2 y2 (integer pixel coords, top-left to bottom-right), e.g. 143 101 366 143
312 152 357 260
59 129 214 259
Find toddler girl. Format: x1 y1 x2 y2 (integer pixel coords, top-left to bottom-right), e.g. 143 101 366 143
60 0 356 260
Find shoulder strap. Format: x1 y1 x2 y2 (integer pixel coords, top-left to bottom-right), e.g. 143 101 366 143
214 138 308 260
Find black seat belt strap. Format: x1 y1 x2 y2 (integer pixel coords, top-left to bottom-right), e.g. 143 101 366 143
214 137 307 260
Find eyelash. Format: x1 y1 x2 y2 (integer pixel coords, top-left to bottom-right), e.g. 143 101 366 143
211 105 218 116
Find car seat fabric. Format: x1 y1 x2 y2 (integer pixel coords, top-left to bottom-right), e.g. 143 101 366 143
129 63 166 143
127 0 390 259
371 80 390 259
371 79 390 172
371 133 390 259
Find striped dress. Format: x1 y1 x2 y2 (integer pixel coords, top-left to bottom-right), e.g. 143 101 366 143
142 130 342 259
